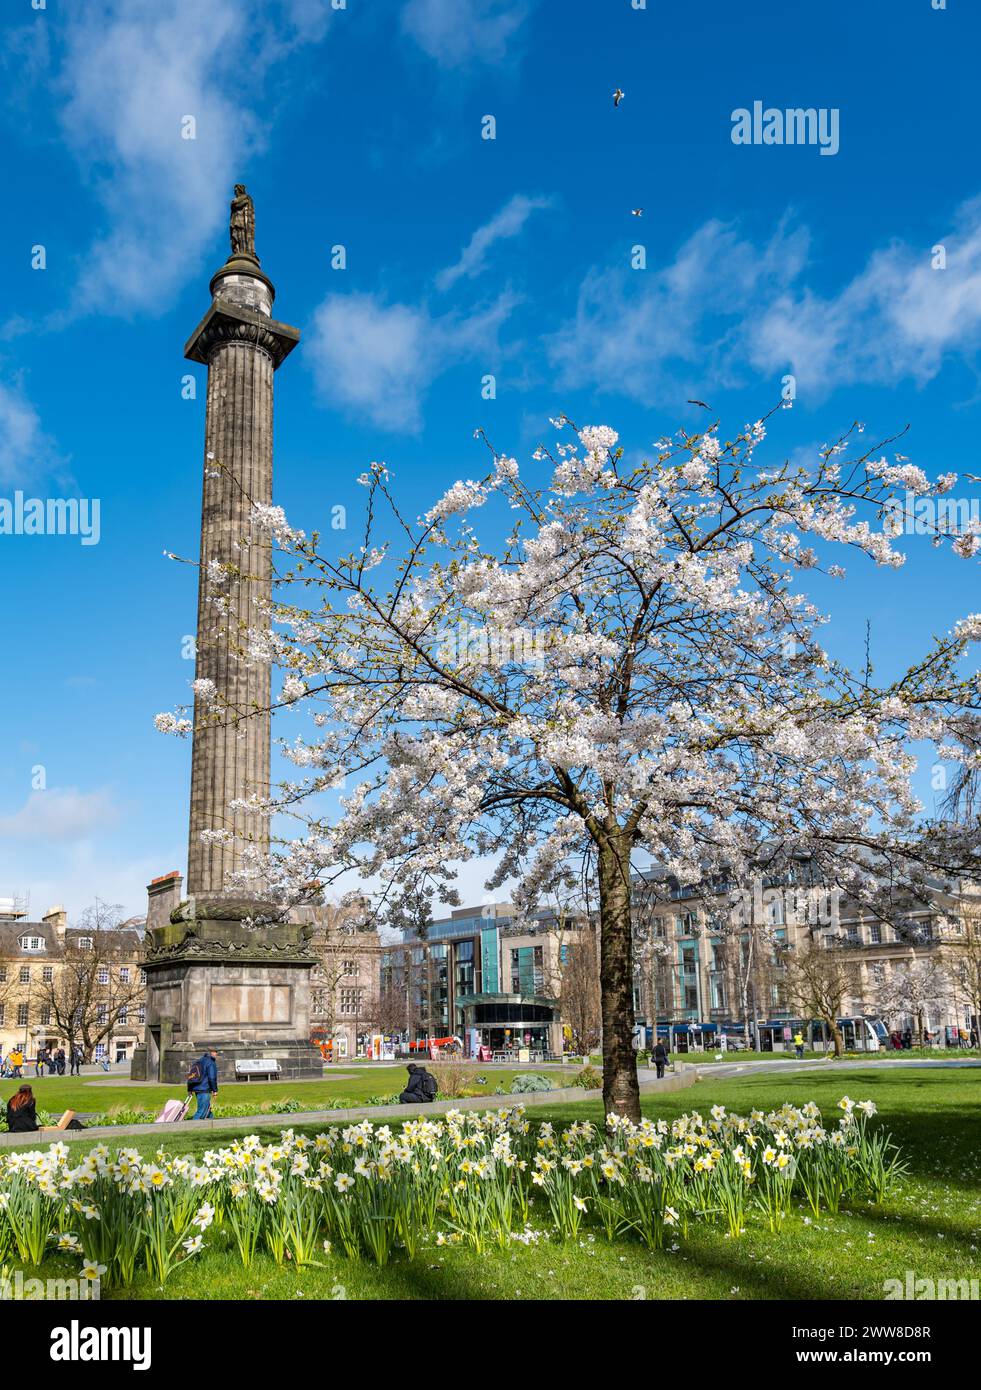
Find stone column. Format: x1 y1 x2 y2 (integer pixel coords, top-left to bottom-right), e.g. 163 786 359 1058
183 249 299 899
133 190 320 1085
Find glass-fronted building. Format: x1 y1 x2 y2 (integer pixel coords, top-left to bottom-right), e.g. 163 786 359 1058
379 903 573 1056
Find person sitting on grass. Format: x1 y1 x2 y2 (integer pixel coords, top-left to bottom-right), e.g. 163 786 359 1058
5 1084 38 1133
399 1062 438 1104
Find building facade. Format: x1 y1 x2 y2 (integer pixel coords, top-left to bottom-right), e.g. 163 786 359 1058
0 901 146 1064
302 903 384 1060
631 865 980 1051
379 903 589 1057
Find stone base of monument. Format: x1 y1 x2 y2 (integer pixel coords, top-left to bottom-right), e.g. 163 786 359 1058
131 903 323 1085
131 1039 322 1085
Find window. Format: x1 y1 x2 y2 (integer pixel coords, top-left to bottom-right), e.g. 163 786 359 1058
17 1003 29 1027
39 1006 51 1026
77 937 93 950
119 967 130 983
97 967 110 985
42 965 53 983
869 923 881 944
339 988 364 1015
139 968 146 984
137 1005 146 1024
118 1006 128 1024
19 966 30 984
0 1005 5 1025
19 935 45 952
0 967 6 984
341 959 359 977
96 1005 108 1025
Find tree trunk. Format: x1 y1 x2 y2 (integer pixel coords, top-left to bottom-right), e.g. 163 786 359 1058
830 1020 844 1056
598 838 641 1123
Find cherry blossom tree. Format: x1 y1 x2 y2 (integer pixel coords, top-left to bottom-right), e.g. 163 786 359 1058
875 955 956 1045
160 408 981 1119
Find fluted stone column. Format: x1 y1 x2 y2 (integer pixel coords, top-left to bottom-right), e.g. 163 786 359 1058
183 249 299 899
132 189 320 1085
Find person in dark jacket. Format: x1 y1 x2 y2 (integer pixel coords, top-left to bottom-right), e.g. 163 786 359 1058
652 1041 669 1080
6 1084 39 1133
55 1048 66 1076
399 1063 437 1104
189 1049 219 1119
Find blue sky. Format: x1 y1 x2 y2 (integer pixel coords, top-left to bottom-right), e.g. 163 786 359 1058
1 0 979 922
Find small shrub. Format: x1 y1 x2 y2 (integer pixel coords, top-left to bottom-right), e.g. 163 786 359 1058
510 1073 553 1094
430 1063 471 1098
571 1064 602 1090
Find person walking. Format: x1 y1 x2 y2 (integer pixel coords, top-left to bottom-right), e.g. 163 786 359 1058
9 1048 23 1079
5 1084 39 1133
793 1030 805 1060
652 1040 669 1080
70 1044 83 1076
398 1062 438 1104
187 1048 219 1120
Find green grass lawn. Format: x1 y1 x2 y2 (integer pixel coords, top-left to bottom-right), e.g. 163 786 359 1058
6 1064 977 1300
1 1066 560 1120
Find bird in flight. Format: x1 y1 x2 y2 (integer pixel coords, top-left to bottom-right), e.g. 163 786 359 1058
613 88 625 106
631 208 643 217
687 399 710 409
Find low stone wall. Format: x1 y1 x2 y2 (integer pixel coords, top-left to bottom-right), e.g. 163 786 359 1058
0 1065 700 1149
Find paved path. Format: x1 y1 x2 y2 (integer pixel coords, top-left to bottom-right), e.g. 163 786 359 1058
0 1066 699 1148
3 1057 975 1150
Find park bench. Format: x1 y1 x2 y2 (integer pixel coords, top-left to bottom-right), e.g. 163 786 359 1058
234 1058 281 1081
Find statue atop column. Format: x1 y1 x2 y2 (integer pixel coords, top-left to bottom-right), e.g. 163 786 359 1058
230 183 256 258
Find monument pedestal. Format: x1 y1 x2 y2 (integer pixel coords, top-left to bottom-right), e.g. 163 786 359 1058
131 901 322 1083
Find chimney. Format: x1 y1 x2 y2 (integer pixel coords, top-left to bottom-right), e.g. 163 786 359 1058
146 871 183 933
42 905 68 940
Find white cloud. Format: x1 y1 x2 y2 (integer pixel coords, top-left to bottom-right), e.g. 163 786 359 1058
3 848 178 925
0 788 119 842
750 197 981 392
551 199 981 405
401 0 531 67
0 379 56 485
306 288 518 431
436 194 551 291
549 218 809 404
52 0 332 318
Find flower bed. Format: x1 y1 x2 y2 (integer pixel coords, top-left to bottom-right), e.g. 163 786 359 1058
0 1095 904 1288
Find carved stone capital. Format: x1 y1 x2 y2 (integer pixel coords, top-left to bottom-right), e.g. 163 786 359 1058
184 299 300 371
